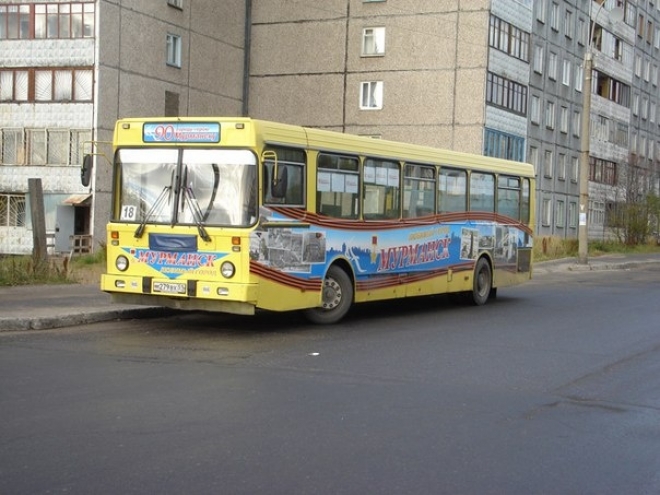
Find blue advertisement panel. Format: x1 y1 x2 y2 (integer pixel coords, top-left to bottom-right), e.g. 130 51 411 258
143 123 220 143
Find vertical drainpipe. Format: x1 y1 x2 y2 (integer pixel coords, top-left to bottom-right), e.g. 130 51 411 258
341 0 350 133
242 0 252 116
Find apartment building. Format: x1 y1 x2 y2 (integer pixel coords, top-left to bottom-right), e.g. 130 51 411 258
250 0 659 240
1 0 659 254
0 0 246 254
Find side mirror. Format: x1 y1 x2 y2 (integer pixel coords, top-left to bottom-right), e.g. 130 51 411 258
81 154 93 187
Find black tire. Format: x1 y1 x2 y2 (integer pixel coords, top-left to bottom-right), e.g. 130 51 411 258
470 257 492 306
303 265 353 324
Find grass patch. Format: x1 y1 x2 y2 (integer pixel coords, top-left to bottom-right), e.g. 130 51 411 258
0 255 70 286
0 245 106 287
533 236 660 262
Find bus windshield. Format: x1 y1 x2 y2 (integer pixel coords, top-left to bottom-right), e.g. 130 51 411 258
116 148 257 228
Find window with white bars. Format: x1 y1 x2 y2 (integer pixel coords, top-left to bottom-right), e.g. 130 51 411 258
0 194 26 227
0 128 91 165
0 68 92 102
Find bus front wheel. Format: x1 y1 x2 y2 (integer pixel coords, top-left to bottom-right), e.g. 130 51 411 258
303 266 353 324
470 257 492 306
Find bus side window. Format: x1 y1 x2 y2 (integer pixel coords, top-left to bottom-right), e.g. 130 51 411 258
469 172 495 212
363 158 400 220
497 175 521 220
316 153 359 219
438 167 467 213
262 146 305 207
403 163 436 218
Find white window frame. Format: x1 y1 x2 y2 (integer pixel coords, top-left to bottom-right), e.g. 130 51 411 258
548 52 557 80
166 33 182 68
555 200 565 227
0 193 26 227
530 95 541 124
575 63 583 92
550 2 560 31
362 27 385 56
572 110 581 138
562 59 571 86
533 45 544 74
560 106 569 133
360 81 383 110
543 149 553 178
564 10 573 38
542 198 552 226
571 156 579 183
545 101 555 129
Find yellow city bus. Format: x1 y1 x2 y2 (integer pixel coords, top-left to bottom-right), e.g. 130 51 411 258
86 117 535 324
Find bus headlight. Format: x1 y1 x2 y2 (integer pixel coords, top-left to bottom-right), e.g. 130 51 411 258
116 255 129 272
220 261 235 279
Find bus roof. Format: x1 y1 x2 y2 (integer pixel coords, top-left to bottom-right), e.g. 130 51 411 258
115 116 535 178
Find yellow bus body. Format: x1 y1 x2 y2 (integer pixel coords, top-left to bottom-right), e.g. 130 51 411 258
100 117 535 323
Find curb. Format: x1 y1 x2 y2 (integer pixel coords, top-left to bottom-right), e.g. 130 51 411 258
0 307 176 332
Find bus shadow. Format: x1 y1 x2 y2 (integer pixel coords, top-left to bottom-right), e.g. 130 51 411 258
153 293 523 335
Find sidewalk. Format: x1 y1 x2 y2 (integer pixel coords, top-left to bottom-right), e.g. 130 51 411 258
2 253 660 332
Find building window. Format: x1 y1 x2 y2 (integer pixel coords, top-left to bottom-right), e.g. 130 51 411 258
483 128 525 162
0 3 95 40
530 95 541 124
562 59 571 86
545 101 555 129
486 72 528 116
0 194 26 227
0 68 92 103
165 91 179 117
568 201 577 228
560 106 568 133
550 2 560 31
166 33 182 68
572 111 581 138
542 198 552 226
558 153 566 179
536 0 547 23
578 17 587 45
575 63 583 92
548 52 557 80
593 71 630 107
528 146 539 174
360 81 383 109
167 0 183 9
564 10 573 38
0 70 28 101
488 15 530 62
543 150 553 178
589 157 617 185
0 127 91 166
533 45 544 73
571 156 578 183
362 27 385 56
555 200 565 227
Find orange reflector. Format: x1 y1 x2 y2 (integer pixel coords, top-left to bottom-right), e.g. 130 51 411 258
231 236 241 246
111 231 119 239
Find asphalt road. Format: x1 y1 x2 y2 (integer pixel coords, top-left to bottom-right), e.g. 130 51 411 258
2 266 660 495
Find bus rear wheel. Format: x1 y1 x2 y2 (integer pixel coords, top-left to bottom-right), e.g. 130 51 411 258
303 266 353 324
470 257 492 306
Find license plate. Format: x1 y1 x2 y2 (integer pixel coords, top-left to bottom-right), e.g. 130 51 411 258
153 281 186 294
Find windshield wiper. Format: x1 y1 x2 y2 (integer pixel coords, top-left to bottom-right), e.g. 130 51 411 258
181 185 211 242
134 185 172 239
